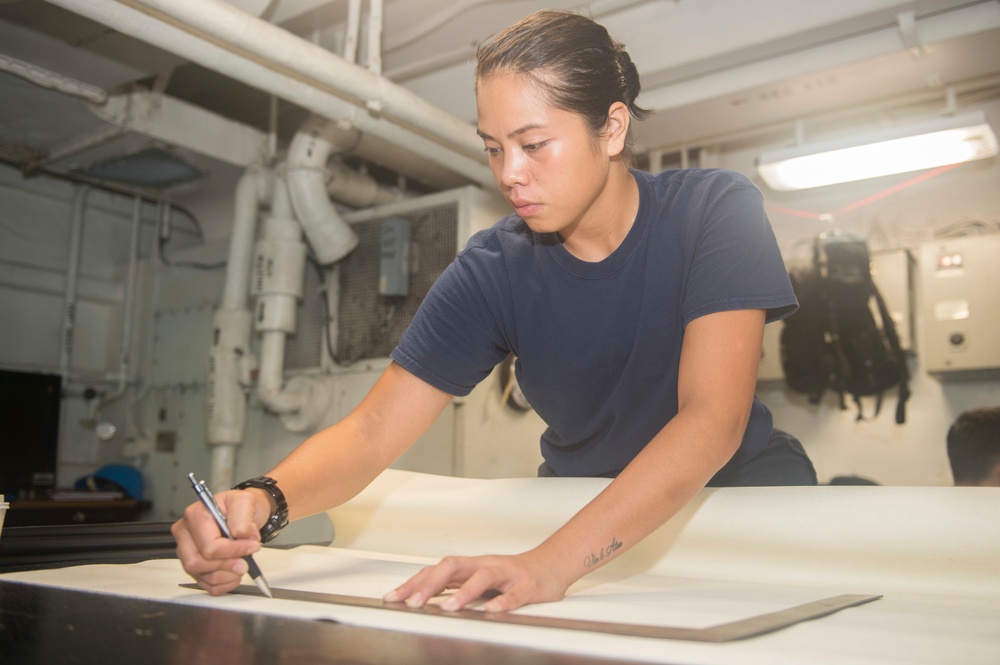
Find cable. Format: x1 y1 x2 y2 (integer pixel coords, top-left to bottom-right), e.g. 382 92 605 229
157 236 227 270
157 201 227 270
307 252 347 367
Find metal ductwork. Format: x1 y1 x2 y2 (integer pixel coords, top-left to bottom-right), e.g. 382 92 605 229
43 0 494 190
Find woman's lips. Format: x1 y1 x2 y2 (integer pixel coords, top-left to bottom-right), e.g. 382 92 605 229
512 200 541 217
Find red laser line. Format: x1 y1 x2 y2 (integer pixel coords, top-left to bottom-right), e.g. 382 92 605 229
765 163 962 220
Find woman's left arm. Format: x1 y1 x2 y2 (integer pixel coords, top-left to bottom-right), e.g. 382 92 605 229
386 308 766 612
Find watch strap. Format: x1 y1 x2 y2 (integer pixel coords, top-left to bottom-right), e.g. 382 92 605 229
233 476 289 543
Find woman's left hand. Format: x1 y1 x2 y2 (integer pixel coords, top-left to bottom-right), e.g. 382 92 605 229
383 550 569 613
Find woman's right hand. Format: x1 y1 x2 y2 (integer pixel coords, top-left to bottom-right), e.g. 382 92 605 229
170 487 270 595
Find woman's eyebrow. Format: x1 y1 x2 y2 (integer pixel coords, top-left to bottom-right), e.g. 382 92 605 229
477 123 546 141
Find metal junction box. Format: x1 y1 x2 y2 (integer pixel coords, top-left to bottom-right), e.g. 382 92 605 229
919 233 1000 379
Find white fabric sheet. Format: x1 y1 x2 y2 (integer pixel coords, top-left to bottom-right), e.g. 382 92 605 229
3 469 1000 664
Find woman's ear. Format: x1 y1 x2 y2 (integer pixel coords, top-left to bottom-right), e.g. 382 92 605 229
604 102 631 158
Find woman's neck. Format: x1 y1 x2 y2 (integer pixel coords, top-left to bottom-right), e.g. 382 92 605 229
560 165 639 263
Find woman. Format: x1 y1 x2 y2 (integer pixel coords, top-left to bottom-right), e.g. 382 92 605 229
173 9 815 614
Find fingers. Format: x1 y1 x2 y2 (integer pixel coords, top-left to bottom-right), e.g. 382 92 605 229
383 556 462 608
171 518 245 595
171 491 263 596
187 491 262 555
220 490 264 541
440 566 508 612
383 555 562 614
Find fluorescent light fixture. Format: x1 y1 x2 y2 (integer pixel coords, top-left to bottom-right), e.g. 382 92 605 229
756 111 998 191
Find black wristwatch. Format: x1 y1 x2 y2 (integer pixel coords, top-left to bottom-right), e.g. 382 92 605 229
233 476 289 543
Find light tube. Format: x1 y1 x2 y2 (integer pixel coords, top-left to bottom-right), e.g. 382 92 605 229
757 111 998 191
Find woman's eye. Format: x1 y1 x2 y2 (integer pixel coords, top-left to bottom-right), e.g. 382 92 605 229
484 146 501 156
523 142 545 152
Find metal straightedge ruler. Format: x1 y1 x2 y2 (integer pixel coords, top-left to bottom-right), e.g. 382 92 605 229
182 583 881 643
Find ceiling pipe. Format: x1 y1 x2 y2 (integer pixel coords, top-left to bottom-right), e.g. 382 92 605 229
0 53 108 105
113 0 482 153
367 0 384 75
344 0 362 64
326 162 407 209
43 0 494 190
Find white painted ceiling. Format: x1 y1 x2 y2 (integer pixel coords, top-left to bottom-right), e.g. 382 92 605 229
1 0 998 193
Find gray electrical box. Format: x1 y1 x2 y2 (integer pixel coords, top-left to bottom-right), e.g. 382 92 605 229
379 216 411 297
920 233 1000 379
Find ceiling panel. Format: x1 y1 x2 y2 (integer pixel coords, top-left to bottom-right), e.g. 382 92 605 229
0 0 997 192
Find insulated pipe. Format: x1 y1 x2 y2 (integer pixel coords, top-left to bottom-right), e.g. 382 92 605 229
254 176 330 432
46 0 492 189
206 168 267 490
59 185 91 377
255 177 307 415
367 0 383 75
221 169 267 310
210 445 237 494
116 0 481 158
286 118 360 264
344 0 362 64
327 162 406 208
257 332 301 414
0 53 108 104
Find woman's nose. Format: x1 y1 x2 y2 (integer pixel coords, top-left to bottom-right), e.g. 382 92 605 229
498 151 527 187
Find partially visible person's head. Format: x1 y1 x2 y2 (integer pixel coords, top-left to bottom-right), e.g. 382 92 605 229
946 406 1000 486
475 9 649 165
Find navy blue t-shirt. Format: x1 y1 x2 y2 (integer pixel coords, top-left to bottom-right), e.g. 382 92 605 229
392 168 797 477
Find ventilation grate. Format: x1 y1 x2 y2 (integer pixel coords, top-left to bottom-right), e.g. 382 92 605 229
283 201 460 368
337 202 459 363
283 262 327 370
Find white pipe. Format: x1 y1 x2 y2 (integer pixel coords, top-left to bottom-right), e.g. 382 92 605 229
46 0 493 189
327 162 406 208
255 177 306 414
221 168 266 310
268 94 278 160
286 118 360 264
119 195 143 382
106 0 482 160
93 194 142 414
210 445 237 493
59 185 90 377
121 0 481 155
0 53 108 104
206 167 267 490
367 0 383 75
344 0 362 64
258 331 302 413
253 176 331 432
265 174 305 243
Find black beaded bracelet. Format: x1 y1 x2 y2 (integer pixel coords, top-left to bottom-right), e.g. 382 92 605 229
233 476 289 543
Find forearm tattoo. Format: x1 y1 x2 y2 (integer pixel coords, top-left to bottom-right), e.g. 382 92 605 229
583 537 623 569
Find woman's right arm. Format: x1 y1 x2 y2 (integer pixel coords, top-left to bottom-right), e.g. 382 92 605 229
171 361 453 595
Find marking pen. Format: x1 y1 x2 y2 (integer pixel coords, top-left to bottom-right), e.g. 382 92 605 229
187 472 273 598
